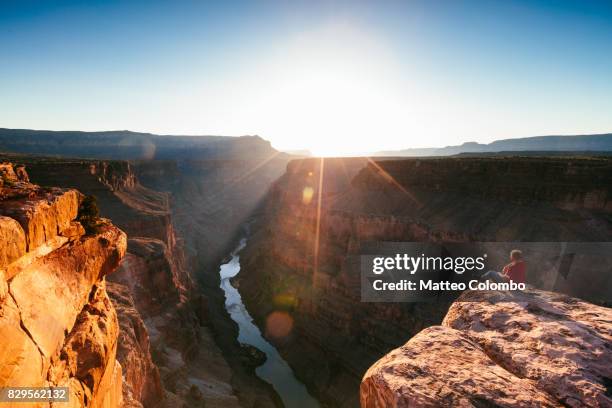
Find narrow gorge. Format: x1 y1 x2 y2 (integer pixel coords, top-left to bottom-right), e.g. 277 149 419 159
1 135 611 408
237 156 612 407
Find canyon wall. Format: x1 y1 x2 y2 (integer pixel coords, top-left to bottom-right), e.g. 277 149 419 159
132 156 292 407
9 155 285 407
237 156 612 407
10 157 229 406
0 163 127 407
132 156 290 269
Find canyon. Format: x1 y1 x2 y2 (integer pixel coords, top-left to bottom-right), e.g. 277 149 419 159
237 156 612 406
3 154 288 407
1 132 611 408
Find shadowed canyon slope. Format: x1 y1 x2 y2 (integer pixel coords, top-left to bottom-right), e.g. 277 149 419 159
237 156 612 406
0 163 126 407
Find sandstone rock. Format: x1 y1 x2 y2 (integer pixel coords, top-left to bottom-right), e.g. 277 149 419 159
14 164 29 183
47 282 121 408
107 282 164 408
13 156 281 407
0 215 26 269
8 225 126 360
0 188 80 251
0 292 45 389
361 326 562 408
0 162 165 408
361 289 612 408
60 220 86 240
0 270 6 305
0 173 127 408
444 290 612 408
94 360 123 408
110 237 183 316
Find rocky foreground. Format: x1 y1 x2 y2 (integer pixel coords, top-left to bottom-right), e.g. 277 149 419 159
5 156 282 407
361 289 612 407
0 162 127 407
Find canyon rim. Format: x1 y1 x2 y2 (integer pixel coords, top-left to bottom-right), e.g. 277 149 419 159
2 1 612 407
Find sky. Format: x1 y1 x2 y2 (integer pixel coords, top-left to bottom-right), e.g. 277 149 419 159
1 0 611 155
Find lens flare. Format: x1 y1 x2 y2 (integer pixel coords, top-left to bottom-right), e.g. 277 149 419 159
265 311 294 340
302 186 314 204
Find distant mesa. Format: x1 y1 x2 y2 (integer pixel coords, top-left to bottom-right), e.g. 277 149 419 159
282 149 313 157
2 128 611 160
374 133 612 157
0 128 280 160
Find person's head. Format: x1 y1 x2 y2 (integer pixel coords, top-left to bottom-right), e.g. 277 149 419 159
510 249 523 262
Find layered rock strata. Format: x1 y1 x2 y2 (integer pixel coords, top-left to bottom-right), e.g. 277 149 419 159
238 156 612 406
0 163 127 408
8 156 281 407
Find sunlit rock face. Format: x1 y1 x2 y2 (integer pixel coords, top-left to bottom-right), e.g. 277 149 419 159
361 289 612 408
13 158 200 406
238 156 612 407
0 163 127 408
14 156 278 407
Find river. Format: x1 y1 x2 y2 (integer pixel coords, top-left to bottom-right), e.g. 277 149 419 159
219 238 320 408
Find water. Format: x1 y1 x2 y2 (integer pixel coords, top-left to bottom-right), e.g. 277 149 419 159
219 238 320 408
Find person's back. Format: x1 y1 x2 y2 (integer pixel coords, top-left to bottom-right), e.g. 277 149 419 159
503 258 526 284
480 249 527 284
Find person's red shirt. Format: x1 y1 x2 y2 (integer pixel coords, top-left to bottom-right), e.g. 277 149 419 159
502 260 526 284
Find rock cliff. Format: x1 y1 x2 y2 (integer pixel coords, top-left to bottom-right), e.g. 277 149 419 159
8 157 204 406
0 162 127 407
6 156 283 407
237 156 612 406
361 289 612 407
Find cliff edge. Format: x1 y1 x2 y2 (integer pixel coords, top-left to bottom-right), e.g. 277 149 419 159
361 289 612 407
0 162 127 407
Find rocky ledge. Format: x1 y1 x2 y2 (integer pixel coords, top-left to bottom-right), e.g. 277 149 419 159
361 289 612 408
0 163 127 407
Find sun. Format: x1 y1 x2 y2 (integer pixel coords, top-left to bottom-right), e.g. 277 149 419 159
217 22 412 157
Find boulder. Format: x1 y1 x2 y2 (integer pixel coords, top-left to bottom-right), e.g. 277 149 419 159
361 289 612 408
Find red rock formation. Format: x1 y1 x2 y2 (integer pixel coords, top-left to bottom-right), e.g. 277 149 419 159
361 289 612 407
47 282 121 408
0 163 127 408
9 157 274 406
107 282 163 408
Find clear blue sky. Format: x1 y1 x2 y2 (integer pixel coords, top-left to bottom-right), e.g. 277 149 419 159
1 0 611 154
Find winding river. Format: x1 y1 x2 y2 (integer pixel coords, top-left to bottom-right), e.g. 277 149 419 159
219 238 320 408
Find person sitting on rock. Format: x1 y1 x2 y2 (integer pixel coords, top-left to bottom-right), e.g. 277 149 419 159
481 249 526 284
